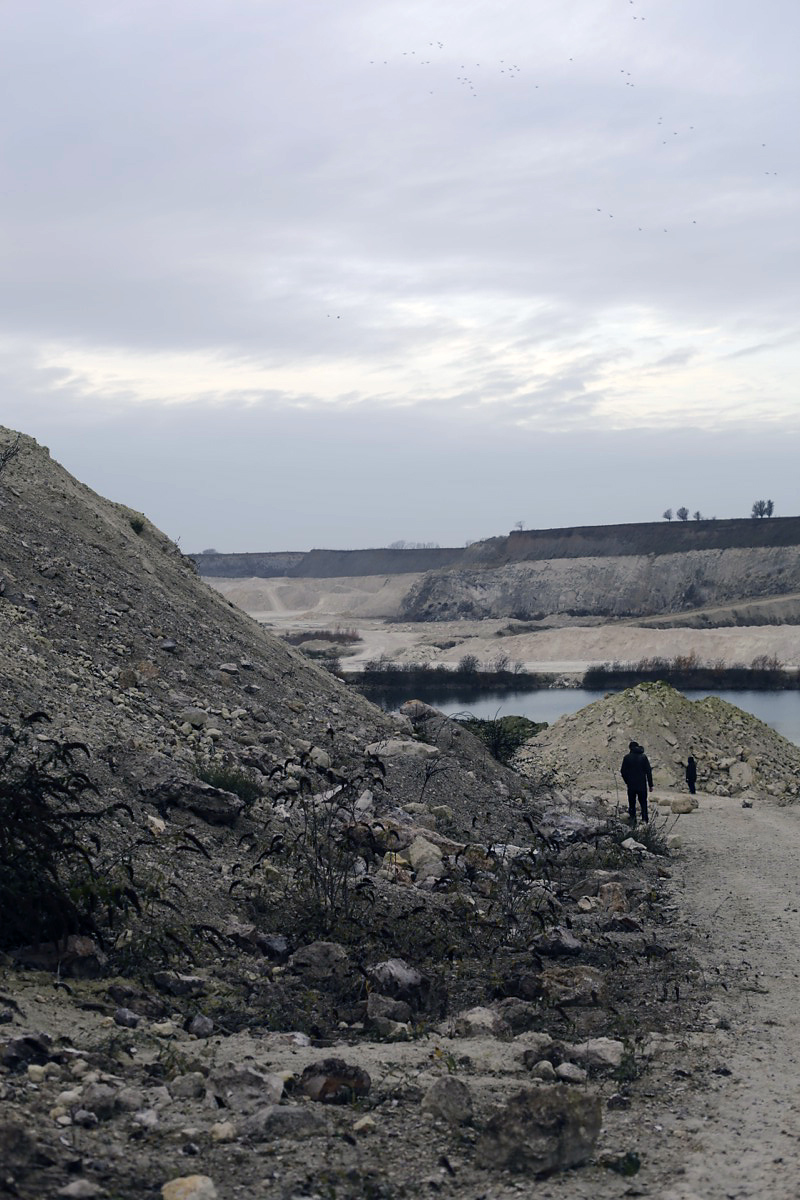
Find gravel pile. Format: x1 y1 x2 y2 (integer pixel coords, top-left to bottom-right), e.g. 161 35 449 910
514 681 800 800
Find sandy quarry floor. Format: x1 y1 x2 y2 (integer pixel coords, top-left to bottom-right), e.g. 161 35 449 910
640 792 800 1199
548 789 800 1199
206 576 800 672
334 621 800 674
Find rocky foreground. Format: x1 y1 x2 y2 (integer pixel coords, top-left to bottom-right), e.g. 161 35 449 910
0 428 769 1199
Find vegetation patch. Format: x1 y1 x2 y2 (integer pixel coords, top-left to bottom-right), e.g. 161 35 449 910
451 713 548 765
583 652 798 691
282 626 362 646
349 657 557 707
195 757 263 805
0 712 134 950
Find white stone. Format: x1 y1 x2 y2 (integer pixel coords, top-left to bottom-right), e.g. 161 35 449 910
161 1177 217 1200
567 1038 626 1069
555 1062 587 1083
210 1121 236 1142
365 738 440 759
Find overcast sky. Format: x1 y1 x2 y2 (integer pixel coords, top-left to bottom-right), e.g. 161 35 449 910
2 0 798 550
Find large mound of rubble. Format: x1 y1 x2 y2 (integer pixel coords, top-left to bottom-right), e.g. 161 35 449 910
514 681 800 800
0 429 714 1200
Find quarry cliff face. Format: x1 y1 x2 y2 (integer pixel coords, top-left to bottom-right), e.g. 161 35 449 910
400 545 800 622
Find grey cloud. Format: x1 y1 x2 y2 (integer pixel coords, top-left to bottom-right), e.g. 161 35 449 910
1 0 798 548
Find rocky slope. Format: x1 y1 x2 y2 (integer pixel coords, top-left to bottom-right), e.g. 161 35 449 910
400 545 800 622
0 427 543 891
0 428 723 1200
514 681 800 800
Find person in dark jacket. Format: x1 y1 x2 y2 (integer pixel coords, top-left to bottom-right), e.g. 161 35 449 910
620 740 653 824
685 755 697 795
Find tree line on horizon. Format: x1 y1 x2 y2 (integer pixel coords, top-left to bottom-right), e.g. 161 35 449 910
662 499 775 522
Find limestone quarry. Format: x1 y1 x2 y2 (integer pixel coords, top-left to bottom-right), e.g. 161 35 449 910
399 545 800 623
3 427 800 1200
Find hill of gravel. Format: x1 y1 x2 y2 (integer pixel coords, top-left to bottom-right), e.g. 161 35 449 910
514 681 800 800
0 428 544 864
0 430 736 1200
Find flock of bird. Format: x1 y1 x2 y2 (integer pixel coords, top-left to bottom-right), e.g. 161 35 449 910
365 0 783 241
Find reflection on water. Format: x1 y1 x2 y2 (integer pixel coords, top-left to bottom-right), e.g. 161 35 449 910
368 685 800 747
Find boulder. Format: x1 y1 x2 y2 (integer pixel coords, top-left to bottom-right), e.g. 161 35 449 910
729 761 754 790
367 959 431 1010
298 1059 371 1104
152 971 207 998
530 926 583 957
528 1059 556 1081
555 1062 587 1084
565 1037 626 1071
407 836 445 881
366 993 412 1025
146 779 244 826
289 941 351 982
598 882 628 913
162 1177 217 1200
476 1085 602 1174
537 965 605 1007
242 1105 325 1140
422 1076 473 1125
209 1066 284 1111
449 1006 510 1038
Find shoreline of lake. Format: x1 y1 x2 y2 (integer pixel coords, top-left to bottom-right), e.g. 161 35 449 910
349 678 800 747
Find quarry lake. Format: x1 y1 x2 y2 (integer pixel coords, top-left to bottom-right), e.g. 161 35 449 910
370 686 800 747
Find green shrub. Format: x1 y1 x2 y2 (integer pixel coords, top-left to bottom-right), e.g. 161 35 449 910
452 713 547 765
196 759 262 805
129 515 145 534
603 812 673 857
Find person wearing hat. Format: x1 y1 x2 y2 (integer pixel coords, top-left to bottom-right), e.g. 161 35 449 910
620 740 653 825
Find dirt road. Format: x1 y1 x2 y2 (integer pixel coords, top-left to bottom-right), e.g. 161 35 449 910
651 795 800 1198
605 794 800 1200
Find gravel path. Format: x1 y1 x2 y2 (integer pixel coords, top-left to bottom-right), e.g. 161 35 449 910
655 794 800 1199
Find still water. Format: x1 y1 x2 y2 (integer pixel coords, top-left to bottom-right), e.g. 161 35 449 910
421 688 800 747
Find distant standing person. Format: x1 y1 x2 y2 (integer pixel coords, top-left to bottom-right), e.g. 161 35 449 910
685 755 697 795
620 740 653 824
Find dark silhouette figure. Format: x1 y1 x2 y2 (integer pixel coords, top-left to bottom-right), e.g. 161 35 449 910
620 740 653 824
685 755 697 795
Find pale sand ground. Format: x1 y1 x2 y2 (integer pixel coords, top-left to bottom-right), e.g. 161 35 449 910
207 576 800 672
